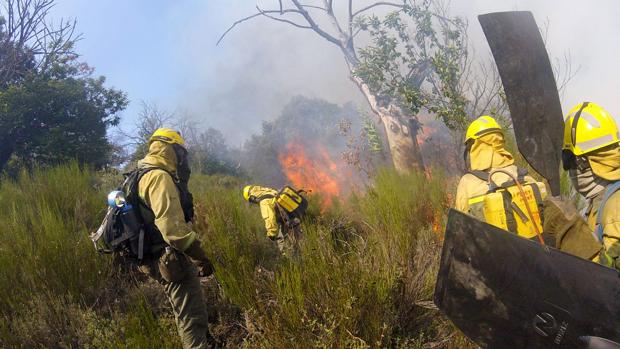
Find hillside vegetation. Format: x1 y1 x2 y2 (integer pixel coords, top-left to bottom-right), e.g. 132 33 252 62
0 163 474 348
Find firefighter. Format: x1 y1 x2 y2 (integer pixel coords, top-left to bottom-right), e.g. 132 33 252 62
242 185 304 253
135 128 217 349
554 102 620 269
455 116 539 222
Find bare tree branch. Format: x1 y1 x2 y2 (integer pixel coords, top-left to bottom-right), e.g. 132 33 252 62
348 0 353 37
298 3 327 11
217 4 313 45
256 5 312 29
0 0 80 85
290 0 340 46
217 12 266 46
351 1 404 18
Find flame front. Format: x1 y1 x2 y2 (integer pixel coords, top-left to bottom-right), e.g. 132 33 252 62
278 142 343 208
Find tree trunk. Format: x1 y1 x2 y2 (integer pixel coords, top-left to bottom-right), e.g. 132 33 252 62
0 141 14 172
378 105 425 173
351 75 425 173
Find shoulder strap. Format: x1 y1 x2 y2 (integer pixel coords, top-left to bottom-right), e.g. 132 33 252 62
123 168 158 206
516 167 528 183
595 182 620 242
469 170 489 181
490 167 529 190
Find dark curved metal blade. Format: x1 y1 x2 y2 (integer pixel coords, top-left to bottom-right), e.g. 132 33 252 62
434 209 620 348
479 11 564 196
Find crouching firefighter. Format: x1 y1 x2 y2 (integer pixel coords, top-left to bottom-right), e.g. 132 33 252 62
242 185 307 254
92 128 217 349
456 115 550 243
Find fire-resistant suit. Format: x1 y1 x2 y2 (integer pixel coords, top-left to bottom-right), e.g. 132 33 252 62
563 146 620 269
455 132 536 215
136 136 216 349
543 102 620 265
244 185 280 239
242 185 302 254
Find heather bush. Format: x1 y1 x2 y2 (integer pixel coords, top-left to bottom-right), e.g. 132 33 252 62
0 164 473 348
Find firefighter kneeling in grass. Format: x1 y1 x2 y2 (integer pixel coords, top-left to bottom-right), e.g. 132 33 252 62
242 185 308 254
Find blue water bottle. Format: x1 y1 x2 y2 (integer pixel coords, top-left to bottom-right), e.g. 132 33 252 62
107 190 141 232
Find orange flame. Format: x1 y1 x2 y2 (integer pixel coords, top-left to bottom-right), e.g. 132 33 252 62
278 142 344 208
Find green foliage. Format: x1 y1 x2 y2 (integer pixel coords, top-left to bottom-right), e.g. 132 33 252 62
0 163 472 348
354 2 469 131
0 71 128 173
192 168 468 347
0 2 128 173
363 117 383 154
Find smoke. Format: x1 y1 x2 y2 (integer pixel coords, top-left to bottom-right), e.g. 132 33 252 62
169 0 620 143
54 0 620 144
450 0 620 115
167 2 365 144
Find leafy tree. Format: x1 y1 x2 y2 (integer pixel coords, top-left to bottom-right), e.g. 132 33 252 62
220 0 469 173
0 0 79 87
0 0 127 172
0 66 127 171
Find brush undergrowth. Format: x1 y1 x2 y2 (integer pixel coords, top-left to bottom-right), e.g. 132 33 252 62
0 164 474 348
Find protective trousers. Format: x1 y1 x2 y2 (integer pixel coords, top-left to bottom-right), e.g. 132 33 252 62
139 250 214 349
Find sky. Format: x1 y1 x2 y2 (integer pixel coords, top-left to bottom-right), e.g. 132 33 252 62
51 0 620 144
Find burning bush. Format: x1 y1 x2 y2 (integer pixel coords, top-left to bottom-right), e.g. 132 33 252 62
240 97 362 191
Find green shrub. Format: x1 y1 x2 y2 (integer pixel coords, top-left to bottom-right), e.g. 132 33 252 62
0 164 473 348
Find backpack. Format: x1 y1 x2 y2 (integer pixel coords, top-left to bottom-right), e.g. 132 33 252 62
467 168 547 239
595 181 620 243
91 167 192 260
276 186 308 219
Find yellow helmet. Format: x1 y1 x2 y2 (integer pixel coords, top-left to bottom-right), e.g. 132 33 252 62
563 102 619 156
149 128 186 148
465 115 502 143
243 185 252 202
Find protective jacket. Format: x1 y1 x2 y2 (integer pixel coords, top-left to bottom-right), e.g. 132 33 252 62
137 140 197 252
583 147 620 269
246 186 281 238
456 132 534 213
456 165 537 214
